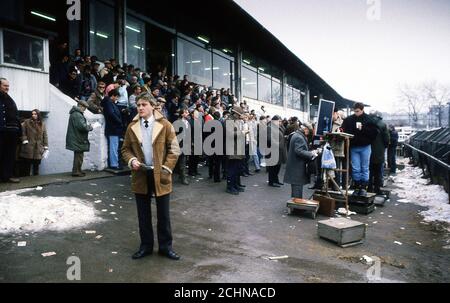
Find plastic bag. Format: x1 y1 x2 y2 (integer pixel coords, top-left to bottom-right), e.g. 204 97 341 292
321 143 336 169
42 150 49 159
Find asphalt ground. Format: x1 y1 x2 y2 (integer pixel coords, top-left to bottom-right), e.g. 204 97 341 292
1 165 449 283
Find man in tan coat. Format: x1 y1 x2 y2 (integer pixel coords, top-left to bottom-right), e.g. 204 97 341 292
122 95 181 260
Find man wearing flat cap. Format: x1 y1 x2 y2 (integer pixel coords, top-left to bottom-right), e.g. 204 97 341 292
66 100 93 177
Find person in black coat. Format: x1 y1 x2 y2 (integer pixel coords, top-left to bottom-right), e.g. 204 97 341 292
342 102 379 196
60 69 81 99
102 89 124 169
0 78 21 183
266 115 287 187
387 125 399 174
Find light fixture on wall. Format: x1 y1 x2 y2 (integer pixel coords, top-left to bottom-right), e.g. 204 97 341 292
197 36 210 44
30 11 56 22
243 59 251 65
258 67 265 72
126 25 141 33
96 32 109 39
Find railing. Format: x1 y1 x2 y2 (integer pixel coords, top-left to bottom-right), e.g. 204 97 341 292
403 143 450 204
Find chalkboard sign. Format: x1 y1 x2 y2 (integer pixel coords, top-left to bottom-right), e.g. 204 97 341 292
315 99 335 136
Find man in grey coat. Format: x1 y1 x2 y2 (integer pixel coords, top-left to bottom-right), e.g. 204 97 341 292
284 125 319 199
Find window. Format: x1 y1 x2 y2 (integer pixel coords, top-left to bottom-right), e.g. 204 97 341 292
258 74 271 102
285 84 293 109
272 78 282 105
293 88 301 110
177 38 212 87
126 16 145 69
212 53 231 90
242 66 257 100
1 30 45 71
89 1 115 61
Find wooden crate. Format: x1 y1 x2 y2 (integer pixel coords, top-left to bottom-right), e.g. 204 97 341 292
318 218 366 247
287 199 319 219
348 193 376 205
349 203 375 215
313 194 336 217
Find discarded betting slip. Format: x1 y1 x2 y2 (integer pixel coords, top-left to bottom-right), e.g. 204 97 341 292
42 252 57 257
268 255 289 261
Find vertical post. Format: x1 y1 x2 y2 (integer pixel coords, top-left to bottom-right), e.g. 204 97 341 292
234 45 242 103
346 137 350 212
447 169 450 204
116 0 126 65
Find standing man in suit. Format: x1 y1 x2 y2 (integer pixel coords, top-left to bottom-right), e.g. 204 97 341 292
122 95 181 260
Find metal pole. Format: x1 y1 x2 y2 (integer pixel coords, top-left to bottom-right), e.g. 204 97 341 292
345 137 350 212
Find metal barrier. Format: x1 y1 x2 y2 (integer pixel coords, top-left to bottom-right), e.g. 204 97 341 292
404 127 450 203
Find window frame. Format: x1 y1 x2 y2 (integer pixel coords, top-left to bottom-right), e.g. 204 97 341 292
0 28 49 73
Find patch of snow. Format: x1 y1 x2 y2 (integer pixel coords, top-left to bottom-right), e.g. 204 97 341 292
392 163 450 226
0 189 104 235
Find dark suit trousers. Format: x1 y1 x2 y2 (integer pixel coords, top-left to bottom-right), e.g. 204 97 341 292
268 164 281 184
0 131 17 181
135 171 172 252
368 162 383 194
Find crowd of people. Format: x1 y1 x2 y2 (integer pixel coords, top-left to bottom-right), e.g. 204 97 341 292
2 64 400 262
2 46 400 201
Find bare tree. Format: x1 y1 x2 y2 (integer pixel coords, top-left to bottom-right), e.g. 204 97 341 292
422 81 450 127
398 84 427 127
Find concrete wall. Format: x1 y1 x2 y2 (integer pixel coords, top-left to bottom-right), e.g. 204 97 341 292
39 85 108 175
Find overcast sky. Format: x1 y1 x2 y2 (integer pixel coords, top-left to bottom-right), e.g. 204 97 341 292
234 0 450 113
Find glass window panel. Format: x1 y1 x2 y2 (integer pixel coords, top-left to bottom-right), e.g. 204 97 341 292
258 74 271 103
286 84 293 109
2 30 44 70
212 53 231 90
177 39 212 87
242 66 257 99
126 16 146 69
272 78 282 105
89 1 115 61
293 88 301 110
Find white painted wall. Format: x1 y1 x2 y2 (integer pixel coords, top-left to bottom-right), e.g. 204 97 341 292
39 85 108 175
0 66 50 112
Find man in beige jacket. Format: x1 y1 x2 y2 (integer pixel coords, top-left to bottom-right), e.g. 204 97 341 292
122 95 181 260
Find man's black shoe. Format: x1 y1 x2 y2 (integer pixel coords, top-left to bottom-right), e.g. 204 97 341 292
226 188 239 195
268 183 281 188
238 184 246 188
237 187 245 192
274 182 284 186
158 250 180 260
132 249 153 260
